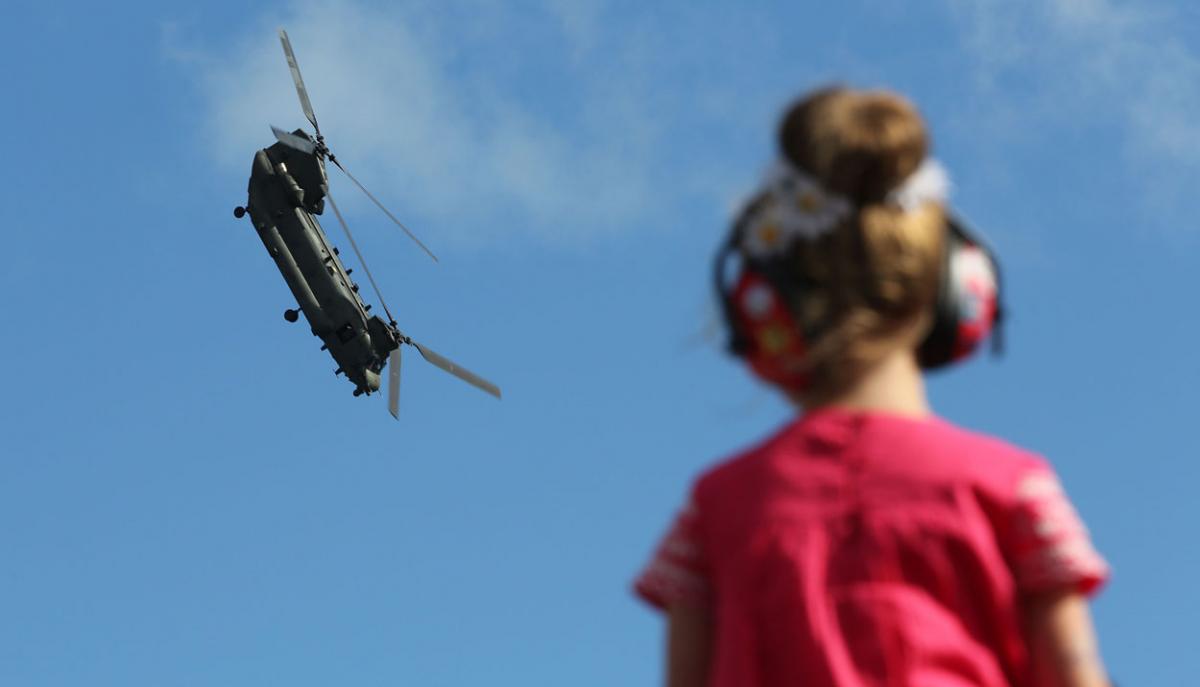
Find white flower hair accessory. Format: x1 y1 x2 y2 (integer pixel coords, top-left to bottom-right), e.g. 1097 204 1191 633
886 158 951 212
740 160 853 258
739 157 952 259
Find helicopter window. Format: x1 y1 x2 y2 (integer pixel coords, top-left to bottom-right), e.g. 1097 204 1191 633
336 324 357 344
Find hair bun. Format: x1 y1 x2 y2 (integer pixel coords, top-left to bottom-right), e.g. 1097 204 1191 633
779 87 928 206
760 86 945 399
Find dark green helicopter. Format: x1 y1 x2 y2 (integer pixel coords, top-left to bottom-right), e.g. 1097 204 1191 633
233 29 500 419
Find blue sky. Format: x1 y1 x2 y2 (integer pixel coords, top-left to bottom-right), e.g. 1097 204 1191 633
2 0 1198 684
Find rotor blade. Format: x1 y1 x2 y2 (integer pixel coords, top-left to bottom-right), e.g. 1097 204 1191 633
278 29 319 135
330 157 439 263
410 341 501 399
326 190 398 326
270 125 316 154
388 347 401 420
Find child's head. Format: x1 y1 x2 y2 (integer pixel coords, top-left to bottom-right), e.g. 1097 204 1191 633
780 87 944 397
719 86 997 404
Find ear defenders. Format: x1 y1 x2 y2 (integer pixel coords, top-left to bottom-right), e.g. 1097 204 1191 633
917 217 1005 369
714 208 1005 392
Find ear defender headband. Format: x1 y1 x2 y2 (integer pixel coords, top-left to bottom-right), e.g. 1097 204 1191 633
714 158 1005 393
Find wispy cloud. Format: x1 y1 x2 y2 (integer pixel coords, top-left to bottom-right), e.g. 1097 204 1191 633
182 0 1200 245
179 0 740 246
948 0 1200 228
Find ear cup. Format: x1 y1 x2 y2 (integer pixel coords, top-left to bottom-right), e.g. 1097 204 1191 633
714 228 814 391
917 218 1002 369
729 269 811 391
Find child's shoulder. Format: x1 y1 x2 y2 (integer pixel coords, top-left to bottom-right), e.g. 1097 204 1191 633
915 415 1052 487
693 410 1051 499
690 415 810 492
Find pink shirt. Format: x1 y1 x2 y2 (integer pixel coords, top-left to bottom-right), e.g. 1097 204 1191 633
634 409 1108 687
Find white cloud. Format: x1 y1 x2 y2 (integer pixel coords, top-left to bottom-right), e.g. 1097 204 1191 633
186 0 1200 246
179 2 847 251
187 0 672 246
949 0 1200 226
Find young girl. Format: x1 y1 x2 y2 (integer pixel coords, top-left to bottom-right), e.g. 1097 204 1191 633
634 87 1110 687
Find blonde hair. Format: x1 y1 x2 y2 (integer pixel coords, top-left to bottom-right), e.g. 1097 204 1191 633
775 86 945 400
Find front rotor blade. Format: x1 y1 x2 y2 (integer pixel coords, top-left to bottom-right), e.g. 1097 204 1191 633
388 347 401 420
326 191 397 326
331 158 439 263
270 125 316 154
410 341 501 399
278 29 320 135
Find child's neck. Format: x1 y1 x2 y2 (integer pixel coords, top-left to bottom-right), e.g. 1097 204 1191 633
811 348 932 419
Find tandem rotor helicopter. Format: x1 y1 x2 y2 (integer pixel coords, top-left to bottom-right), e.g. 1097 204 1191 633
233 29 501 419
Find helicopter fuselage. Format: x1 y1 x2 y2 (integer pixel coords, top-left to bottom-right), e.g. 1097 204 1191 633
242 133 397 395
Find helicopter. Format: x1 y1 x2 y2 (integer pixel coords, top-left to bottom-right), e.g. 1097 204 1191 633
233 29 501 419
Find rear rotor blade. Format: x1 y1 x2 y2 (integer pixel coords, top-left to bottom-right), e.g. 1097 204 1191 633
410 340 501 399
278 29 320 135
388 347 401 419
331 158 439 263
270 125 316 154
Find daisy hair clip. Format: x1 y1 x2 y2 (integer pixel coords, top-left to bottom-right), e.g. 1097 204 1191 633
740 157 951 259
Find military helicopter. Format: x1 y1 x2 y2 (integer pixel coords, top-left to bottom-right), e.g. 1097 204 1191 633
233 29 500 419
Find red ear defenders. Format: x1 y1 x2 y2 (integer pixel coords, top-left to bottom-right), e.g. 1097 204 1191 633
714 212 1005 392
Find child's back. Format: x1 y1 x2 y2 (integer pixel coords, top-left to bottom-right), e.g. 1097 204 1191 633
637 409 1107 686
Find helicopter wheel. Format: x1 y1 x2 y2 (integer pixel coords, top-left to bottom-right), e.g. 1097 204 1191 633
233 206 247 218
284 308 300 323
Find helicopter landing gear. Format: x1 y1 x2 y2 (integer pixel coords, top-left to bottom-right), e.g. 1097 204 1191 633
284 308 300 322
233 206 247 218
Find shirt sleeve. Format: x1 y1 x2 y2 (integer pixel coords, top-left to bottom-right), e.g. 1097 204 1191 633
1003 467 1109 596
633 495 711 611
